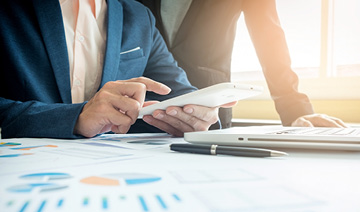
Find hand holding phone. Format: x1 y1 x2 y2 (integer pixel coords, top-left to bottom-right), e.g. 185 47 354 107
138 82 263 118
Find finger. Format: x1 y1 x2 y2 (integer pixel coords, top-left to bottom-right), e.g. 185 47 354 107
76 104 133 137
103 81 147 107
106 111 133 134
126 77 171 95
143 115 184 137
113 98 141 124
165 105 218 131
291 117 314 127
313 118 344 128
102 106 134 128
98 124 113 134
111 124 131 134
88 94 136 127
306 114 344 128
182 105 219 124
95 90 141 124
154 109 195 132
330 117 348 128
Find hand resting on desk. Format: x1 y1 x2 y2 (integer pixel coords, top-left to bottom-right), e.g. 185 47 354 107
291 113 347 128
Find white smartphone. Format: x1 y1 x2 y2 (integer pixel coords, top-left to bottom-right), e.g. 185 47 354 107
138 82 263 118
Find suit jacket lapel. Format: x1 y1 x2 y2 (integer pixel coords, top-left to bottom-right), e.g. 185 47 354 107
154 0 170 45
100 0 123 87
172 0 200 48
33 0 71 103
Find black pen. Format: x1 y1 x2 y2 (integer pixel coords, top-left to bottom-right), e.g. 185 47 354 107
170 143 288 157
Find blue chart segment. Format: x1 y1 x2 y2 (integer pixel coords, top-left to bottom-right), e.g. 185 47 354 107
138 196 149 212
19 201 29 212
118 173 162 185
83 197 89 206
57 199 64 207
20 172 72 180
0 142 21 147
102 197 108 209
38 200 47 212
0 153 33 158
7 183 67 193
172 194 181 202
156 195 167 209
138 193 182 212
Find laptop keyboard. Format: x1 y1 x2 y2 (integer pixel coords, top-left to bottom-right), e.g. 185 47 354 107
270 128 360 136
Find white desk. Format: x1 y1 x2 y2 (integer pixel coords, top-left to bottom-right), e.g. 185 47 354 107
1 133 359 212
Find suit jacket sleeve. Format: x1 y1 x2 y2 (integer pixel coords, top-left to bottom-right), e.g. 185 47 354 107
243 0 314 125
0 98 85 139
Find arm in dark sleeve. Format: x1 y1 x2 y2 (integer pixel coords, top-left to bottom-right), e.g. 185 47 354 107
0 2 86 139
243 0 314 125
0 98 85 139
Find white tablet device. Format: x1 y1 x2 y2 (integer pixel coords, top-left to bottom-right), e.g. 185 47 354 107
138 82 263 118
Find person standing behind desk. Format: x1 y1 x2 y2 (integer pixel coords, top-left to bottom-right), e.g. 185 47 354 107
137 0 347 129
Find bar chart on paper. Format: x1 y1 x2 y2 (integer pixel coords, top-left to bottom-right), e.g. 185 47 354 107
1 192 205 212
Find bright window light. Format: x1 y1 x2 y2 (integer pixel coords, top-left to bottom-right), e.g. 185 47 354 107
231 0 360 99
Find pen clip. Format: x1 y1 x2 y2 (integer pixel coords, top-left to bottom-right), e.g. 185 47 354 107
210 145 217 155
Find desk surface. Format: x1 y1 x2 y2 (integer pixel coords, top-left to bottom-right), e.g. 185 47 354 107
1 133 359 212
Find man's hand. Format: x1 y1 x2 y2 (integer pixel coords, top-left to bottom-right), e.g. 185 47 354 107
142 101 237 137
291 114 347 128
74 77 171 137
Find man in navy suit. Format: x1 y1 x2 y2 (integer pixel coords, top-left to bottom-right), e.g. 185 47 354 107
0 0 232 138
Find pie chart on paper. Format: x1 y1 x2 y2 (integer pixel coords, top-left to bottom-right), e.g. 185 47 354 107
7 173 71 193
80 173 162 186
8 183 68 193
20 172 72 180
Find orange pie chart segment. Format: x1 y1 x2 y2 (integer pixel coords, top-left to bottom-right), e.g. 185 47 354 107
80 176 120 186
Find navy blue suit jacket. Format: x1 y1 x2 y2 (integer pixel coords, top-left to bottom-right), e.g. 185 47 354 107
0 0 196 138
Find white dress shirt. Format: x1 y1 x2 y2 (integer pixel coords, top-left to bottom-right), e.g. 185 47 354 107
59 0 107 103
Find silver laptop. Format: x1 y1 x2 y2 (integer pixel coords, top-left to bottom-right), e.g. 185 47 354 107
184 126 360 151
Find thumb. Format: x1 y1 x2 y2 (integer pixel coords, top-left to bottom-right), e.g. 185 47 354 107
220 101 238 108
143 101 159 107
